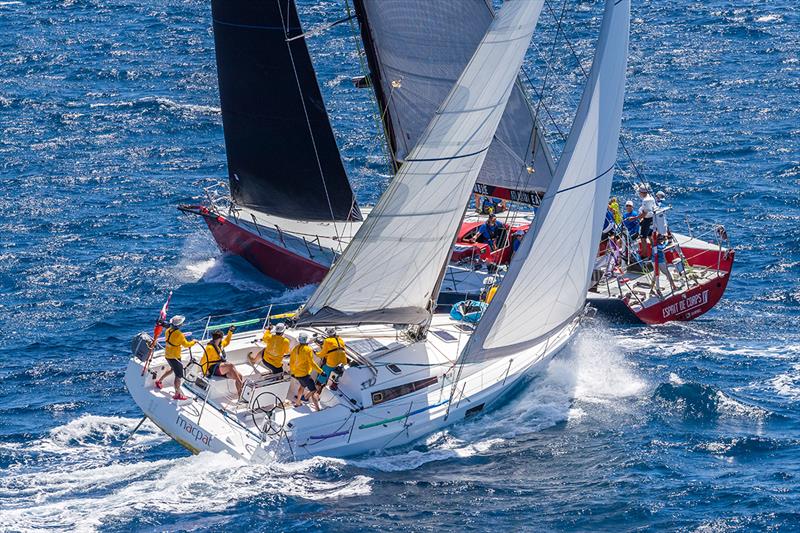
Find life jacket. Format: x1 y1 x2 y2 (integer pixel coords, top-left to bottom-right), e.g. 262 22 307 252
201 342 224 376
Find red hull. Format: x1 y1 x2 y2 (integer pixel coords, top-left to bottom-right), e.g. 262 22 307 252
198 210 328 287
631 247 734 325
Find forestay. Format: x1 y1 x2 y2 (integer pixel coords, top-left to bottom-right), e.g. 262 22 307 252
352 0 555 203
459 0 631 363
297 0 546 327
212 0 360 221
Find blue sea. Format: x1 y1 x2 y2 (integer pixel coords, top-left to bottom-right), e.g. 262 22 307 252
1 0 799 531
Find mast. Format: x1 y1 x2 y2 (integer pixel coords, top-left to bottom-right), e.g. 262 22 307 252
212 0 360 221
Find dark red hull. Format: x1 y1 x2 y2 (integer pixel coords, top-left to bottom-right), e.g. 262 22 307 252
189 207 328 287
635 247 734 324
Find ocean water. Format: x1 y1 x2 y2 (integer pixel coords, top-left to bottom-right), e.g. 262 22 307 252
1 0 799 531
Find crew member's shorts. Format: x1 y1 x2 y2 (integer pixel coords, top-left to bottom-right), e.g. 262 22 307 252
639 218 653 238
263 361 283 374
166 357 184 379
294 374 316 391
206 362 224 377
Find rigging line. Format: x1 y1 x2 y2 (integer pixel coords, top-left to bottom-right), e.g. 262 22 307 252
285 13 355 42
343 0 397 176
276 0 342 239
531 0 570 139
542 0 645 184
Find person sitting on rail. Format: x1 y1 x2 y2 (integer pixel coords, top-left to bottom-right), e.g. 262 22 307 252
469 214 506 251
480 195 506 215
200 327 244 397
601 199 618 246
290 332 323 411
315 327 348 390
247 322 289 375
154 315 196 401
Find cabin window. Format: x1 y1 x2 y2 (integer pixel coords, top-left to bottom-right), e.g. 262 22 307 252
386 364 402 374
348 338 387 357
371 376 439 405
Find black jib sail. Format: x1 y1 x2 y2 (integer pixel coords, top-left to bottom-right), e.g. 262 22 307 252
212 0 360 221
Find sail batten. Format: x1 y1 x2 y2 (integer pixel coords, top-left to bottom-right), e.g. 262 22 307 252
297 0 546 327
458 0 631 364
212 0 359 221
352 0 555 201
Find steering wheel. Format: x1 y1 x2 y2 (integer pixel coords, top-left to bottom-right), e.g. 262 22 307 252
250 391 287 437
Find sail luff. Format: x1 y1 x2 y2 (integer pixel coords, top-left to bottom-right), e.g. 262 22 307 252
212 0 360 221
297 0 546 327
458 0 631 364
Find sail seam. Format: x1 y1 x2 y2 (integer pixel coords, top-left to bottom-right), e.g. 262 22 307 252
405 145 490 163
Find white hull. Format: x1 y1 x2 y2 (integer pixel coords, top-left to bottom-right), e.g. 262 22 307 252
125 314 579 461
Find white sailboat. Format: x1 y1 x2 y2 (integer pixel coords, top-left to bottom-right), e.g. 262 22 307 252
125 0 631 460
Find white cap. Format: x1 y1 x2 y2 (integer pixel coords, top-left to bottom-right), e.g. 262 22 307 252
625 200 634 207
483 276 496 286
638 184 648 193
325 327 337 337
298 332 309 344
274 322 286 334
656 190 666 200
169 315 185 327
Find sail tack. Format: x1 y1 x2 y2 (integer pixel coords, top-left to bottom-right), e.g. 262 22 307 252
353 0 555 203
460 0 631 362
298 0 546 327
212 0 360 221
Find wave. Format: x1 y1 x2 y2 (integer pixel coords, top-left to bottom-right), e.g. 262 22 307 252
0 416 371 532
693 435 795 457
653 374 771 421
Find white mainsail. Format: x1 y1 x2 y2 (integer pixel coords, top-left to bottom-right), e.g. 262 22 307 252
297 0 545 326
459 0 631 362
354 0 556 199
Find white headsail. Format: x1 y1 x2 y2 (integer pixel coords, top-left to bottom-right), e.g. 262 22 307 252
297 0 545 326
459 0 631 362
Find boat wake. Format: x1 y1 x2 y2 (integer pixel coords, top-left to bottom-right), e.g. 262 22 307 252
0 416 370 532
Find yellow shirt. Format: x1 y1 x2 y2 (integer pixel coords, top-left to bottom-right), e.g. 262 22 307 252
486 285 498 304
164 327 196 360
262 328 272 344
318 336 347 367
289 344 323 378
200 330 232 375
262 334 290 368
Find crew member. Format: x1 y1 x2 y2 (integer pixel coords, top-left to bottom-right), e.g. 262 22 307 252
155 315 196 401
654 190 670 238
621 200 641 263
200 327 244 397
470 214 506 251
290 332 323 411
481 276 498 304
511 229 525 255
316 327 348 389
248 322 289 374
637 184 657 250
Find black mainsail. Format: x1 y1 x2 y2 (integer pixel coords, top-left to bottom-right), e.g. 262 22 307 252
212 0 360 221
352 0 556 205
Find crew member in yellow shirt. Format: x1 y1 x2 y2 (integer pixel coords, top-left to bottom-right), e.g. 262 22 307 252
200 327 243 397
316 327 348 389
248 323 290 374
155 315 196 401
289 332 323 411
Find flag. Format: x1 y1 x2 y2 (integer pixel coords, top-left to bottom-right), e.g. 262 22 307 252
152 291 173 344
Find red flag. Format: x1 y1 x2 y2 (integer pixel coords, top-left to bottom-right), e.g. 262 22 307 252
152 291 173 342
142 291 172 376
